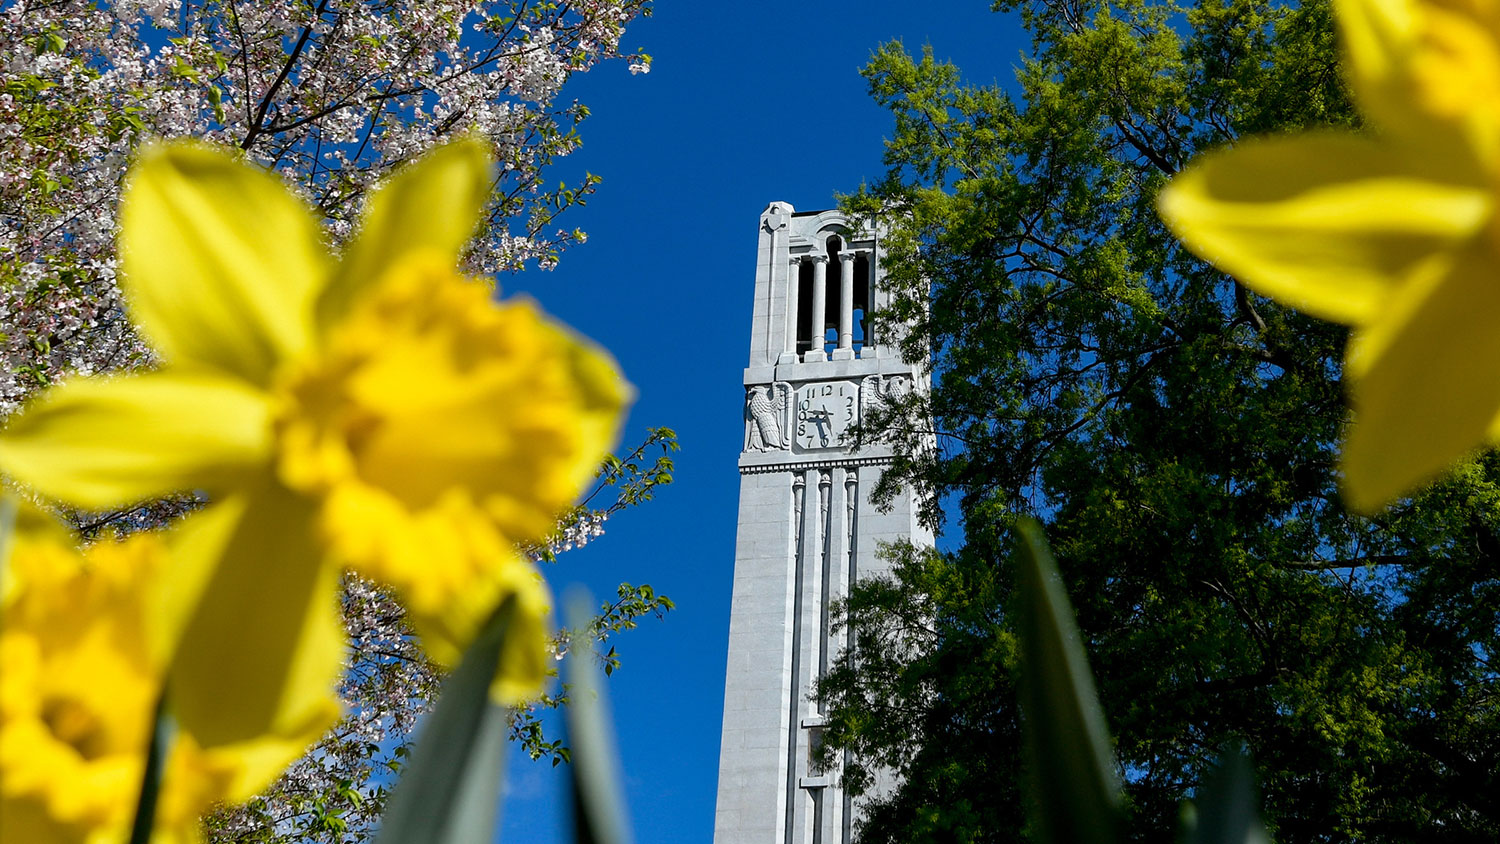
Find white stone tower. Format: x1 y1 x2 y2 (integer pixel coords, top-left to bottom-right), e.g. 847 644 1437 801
714 203 932 844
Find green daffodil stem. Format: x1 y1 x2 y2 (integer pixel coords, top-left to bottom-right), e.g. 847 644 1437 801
127 694 170 844
1182 746 1271 844
0 495 16 615
564 590 633 844
0 495 16 585
1015 518 1122 844
374 595 516 844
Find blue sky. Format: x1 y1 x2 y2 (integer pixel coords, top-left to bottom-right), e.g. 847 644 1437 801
495 4 1029 841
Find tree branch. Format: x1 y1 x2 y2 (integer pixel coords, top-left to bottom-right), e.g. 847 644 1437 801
241 0 331 150
1234 280 1267 333
1273 555 1419 570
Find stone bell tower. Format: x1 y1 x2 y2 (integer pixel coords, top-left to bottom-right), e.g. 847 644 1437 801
714 203 932 844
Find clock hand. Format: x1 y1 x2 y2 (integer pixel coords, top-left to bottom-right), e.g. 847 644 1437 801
813 409 832 444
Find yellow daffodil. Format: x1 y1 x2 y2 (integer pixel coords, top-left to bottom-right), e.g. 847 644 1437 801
0 140 629 754
0 504 277 843
1158 0 1500 513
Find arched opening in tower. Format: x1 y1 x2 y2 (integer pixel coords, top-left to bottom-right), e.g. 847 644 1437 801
823 235 842 355
854 252 870 354
796 259 815 356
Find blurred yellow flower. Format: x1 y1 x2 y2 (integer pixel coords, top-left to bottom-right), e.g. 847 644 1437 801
1158 0 1500 513
0 505 284 843
0 140 628 750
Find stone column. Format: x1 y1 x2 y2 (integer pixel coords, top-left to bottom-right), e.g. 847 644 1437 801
834 251 857 360
789 469 824 840
783 256 802 362
806 255 829 362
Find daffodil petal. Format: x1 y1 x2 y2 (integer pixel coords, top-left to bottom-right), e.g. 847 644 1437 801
1339 0 1500 174
488 588 550 706
1159 132 1488 325
190 732 332 806
403 556 551 706
555 318 635 492
0 499 67 611
121 142 326 385
322 482 551 704
155 481 341 761
316 138 492 330
1337 0 1417 130
0 372 272 509
1341 241 1500 513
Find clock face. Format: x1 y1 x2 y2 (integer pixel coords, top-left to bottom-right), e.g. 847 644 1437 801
795 382 857 449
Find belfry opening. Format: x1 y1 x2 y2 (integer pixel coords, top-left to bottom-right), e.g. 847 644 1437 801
793 232 871 361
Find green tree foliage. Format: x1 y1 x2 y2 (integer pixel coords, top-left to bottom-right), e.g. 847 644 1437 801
820 1 1500 840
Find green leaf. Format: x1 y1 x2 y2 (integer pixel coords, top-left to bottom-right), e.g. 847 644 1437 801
1014 517 1122 844
1182 747 1272 844
374 596 516 844
0 494 16 593
564 591 634 844
127 695 170 844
